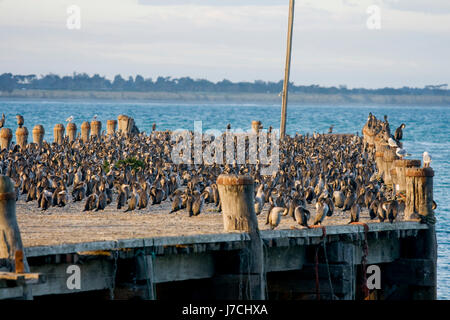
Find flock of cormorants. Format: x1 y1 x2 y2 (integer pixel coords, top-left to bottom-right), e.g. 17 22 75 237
0 113 418 230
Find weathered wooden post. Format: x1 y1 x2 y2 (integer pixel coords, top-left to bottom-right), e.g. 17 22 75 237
401 166 436 299
404 167 434 221
362 124 368 146
390 168 398 194
91 120 102 139
128 117 139 135
362 126 376 148
118 115 139 136
81 121 90 143
32 125 45 147
15 127 28 150
251 121 262 134
117 115 128 135
393 159 421 195
375 143 390 180
382 147 398 187
375 149 385 179
218 174 258 232
106 120 117 135
216 174 265 300
0 128 12 150
0 175 32 299
53 124 65 145
374 135 386 153
66 123 77 142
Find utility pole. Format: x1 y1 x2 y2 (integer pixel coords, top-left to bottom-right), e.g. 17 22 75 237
280 0 295 140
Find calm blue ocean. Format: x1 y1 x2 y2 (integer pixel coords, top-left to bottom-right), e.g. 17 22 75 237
0 100 449 299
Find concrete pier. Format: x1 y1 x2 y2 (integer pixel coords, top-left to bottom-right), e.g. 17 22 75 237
0 221 432 300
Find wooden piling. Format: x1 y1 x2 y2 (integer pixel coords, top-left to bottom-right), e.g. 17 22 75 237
81 121 90 143
375 150 385 178
91 120 102 139
362 126 375 147
15 127 28 150
53 124 65 145
374 134 387 153
405 167 434 220
32 125 45 147
216 174 265 299
217 175 258 233
117 115 129 135
66 123 77 142
0 175 32 299
0 128 12 150
106 120 117 135
383 147 399 187
117 115 138 136
374 141 389 177
390 168 398 194
393 159 421 194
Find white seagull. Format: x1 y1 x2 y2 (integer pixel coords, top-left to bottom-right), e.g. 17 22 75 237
65 115 74 123
423 152 432 168
396 147 411 159
93 114 98 121
388 137 399 148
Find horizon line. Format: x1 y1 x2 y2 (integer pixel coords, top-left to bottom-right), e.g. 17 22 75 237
2 72 448 91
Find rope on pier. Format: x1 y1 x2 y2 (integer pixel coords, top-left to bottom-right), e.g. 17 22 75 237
109 250 118 300
360 223 369 299
322 237 334 300
315 246 320 300
313 226 335 300
108 240 119 300
349 222 371 299
262 240 269 300
238 245 252 300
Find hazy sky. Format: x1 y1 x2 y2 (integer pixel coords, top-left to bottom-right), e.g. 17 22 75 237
1 0 449 88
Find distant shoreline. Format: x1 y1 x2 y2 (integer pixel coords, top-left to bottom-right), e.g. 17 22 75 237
1 89 449 106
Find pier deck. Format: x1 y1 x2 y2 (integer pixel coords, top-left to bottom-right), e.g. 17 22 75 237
16 197 406 249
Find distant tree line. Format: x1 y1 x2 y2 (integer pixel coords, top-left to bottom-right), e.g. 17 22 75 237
0 72 448 95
